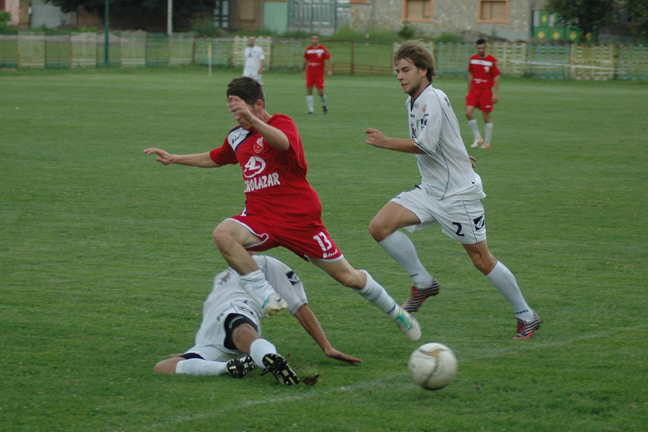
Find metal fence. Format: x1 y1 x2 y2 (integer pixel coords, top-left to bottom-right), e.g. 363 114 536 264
1 33 647 81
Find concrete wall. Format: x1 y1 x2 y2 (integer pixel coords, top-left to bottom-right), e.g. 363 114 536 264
350 0 534 41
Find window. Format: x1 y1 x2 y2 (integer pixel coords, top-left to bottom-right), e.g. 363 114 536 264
403 0 433 22
478 0 509 23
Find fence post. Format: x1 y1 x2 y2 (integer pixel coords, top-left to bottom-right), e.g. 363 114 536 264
350 41 354 75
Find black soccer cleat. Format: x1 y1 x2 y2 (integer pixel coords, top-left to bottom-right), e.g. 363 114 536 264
226 355 257 378
261 353 299 385
402 280 440 313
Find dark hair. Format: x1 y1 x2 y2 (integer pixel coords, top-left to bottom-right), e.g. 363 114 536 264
226 77 265 106
393 40 436 83
476 38 487 45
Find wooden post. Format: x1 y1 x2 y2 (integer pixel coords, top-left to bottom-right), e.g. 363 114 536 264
350 41 354 75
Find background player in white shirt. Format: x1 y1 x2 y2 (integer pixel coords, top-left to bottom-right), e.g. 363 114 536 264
243 36 265 84
154 255 361 385
365 40 541 340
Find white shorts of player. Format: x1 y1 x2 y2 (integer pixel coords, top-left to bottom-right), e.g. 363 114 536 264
392 186 487 245
243 71 263 85
184 300 261 362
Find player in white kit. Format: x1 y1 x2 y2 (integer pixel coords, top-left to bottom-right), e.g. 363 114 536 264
365 41 541 339
243 36 265 84
154 255 361 384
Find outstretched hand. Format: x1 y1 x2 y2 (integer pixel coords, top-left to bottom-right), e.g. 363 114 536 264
325 347 363 364
365 128 387 148
144 148 173 165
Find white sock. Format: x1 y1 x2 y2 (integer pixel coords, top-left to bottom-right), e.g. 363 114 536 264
484 123 493 145
379 231 434 288
175 359 227 376
468 119 481 138
250 338 277 368
356 270 399 318
486 261 534 321
239 270 275 306
320 94 327 106
306 95 314 113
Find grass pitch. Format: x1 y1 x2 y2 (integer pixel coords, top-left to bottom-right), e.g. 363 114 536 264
1 67 647 431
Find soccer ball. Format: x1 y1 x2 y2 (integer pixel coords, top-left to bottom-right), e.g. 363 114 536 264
408 342 458 390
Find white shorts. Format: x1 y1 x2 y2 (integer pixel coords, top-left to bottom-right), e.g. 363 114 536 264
185 301 260 362
243 71 263 85
392 186 487 244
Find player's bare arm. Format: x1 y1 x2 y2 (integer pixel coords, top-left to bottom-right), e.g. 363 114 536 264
293 305 362 364
365 128 424 154
227 96 290 151
143 148 220 168
492 75 500 103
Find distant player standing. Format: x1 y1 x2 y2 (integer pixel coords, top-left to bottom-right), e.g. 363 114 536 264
243 36 265 84
302 34 333 114
365 41 540 340
144 77 420 343
466 39 500 149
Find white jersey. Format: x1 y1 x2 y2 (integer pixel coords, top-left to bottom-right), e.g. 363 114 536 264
194 255 307 348
407 85 486 201
243 46 265 77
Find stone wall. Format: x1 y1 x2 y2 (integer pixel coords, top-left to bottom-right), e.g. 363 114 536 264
350 0 534 41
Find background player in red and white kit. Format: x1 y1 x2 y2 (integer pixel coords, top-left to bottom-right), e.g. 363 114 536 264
466 39 500 149
302 34 333 115
144 77 421 343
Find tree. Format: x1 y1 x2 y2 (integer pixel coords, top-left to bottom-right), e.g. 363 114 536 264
46 0 215 31
546 0 616 41
627 0 648 37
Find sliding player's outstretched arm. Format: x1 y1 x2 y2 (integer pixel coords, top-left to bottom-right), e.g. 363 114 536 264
143 148 221 168
293 305 362 364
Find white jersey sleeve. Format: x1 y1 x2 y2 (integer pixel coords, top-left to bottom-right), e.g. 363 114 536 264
408 85 486 201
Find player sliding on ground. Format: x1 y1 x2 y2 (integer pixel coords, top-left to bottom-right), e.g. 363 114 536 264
154 255 361 385
144 77 420 342
365 41 541 340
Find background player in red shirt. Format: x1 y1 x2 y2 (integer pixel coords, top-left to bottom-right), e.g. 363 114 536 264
144 77 420 342
466 39 500 149
302 34 333 115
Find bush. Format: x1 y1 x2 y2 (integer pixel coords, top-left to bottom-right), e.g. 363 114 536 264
0 10 17 35
434 33 466 43
398 23 416 40
191 18 221 38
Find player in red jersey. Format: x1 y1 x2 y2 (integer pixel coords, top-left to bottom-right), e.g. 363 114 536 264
302 34 333 115
144 77 420 342
466 39 500 149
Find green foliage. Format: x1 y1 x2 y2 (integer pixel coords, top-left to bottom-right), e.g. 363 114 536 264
1 68 648 431
434 32 466 43
546 0 615 41
397 23 416 40
190 17 221 38
331 26 401 43
0 10 17 35
627 0 648 37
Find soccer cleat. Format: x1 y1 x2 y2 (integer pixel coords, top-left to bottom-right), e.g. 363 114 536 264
308 111 314 115
393 306 421 342
261 293 289 318
323 105 328 114
226 355 257 378
479 143 491 149
402 280 440 313
471 136 484 148
514 312 542 340
261 353 299 385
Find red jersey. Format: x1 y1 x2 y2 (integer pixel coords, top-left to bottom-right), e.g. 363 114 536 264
209 114 322 224
304 45 331 74
468 54 500 88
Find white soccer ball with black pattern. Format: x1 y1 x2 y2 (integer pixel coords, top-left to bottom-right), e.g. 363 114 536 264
408 342 458 390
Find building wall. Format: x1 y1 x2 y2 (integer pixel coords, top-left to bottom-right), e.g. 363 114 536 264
4 0 21 26
231 0 263 32
264 0 287 33
350 0 534 41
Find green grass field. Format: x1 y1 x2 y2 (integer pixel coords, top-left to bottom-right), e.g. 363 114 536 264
2 67 648 431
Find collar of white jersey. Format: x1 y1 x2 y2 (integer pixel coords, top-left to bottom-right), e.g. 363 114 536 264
409 84 433 109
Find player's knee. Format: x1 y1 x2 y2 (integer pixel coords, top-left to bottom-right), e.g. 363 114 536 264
471 254 495 275
369 219 391 242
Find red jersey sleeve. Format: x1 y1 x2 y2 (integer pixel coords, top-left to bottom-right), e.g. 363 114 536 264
209 137 238 166
268 114 307 172
324 47 331 60
491 57 501 77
